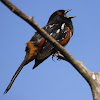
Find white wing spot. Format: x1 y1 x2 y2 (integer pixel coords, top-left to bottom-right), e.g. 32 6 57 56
50 33 53 35
49 24 58 28
43 47 45 49
45 40 47 42
61 23 65 30
56 29 60 33
49 24 55 28
62 38 64 40
45 26 48 29
64 30 67 33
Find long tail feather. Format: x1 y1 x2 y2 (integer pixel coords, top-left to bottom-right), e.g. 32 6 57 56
4 54 28 94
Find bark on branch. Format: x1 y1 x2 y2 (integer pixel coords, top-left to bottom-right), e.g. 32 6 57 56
1 0 100 100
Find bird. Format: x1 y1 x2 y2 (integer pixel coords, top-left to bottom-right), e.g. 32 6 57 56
4 9 75 94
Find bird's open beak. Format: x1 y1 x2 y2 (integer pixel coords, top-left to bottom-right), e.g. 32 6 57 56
64 9 76 18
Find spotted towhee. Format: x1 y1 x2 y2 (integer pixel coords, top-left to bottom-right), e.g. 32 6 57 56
4 9 75 94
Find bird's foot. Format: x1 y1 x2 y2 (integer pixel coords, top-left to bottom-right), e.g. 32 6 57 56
52 51 64 61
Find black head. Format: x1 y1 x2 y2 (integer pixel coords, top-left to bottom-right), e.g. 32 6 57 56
48 9 75 24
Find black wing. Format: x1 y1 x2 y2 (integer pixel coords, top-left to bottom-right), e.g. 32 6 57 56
36 23 67 60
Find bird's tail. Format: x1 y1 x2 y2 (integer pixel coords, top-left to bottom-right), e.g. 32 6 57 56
4 54 29 94
4 41 38 94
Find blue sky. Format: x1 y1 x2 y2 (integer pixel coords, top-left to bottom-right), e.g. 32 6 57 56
0 0 100 100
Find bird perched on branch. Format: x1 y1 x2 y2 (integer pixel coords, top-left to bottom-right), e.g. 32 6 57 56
4 9 75 94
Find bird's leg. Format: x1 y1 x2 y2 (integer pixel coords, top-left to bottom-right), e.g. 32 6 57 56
52 51 69 62
52 51 64 61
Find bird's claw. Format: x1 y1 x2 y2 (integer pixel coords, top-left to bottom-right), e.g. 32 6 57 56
52 54 55 61
52 51 63 61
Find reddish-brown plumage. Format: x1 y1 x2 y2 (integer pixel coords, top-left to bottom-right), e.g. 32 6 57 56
26 38 45 61
37 38 45 50
60 27 71 46
26 41 38 60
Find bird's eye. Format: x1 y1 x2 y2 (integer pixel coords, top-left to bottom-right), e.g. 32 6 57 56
58 12 62 15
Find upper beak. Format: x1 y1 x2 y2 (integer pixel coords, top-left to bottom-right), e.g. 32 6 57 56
64 9 72 14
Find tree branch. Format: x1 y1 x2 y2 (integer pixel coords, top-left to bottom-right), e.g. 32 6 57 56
0 0 91 81
1 0 100 100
